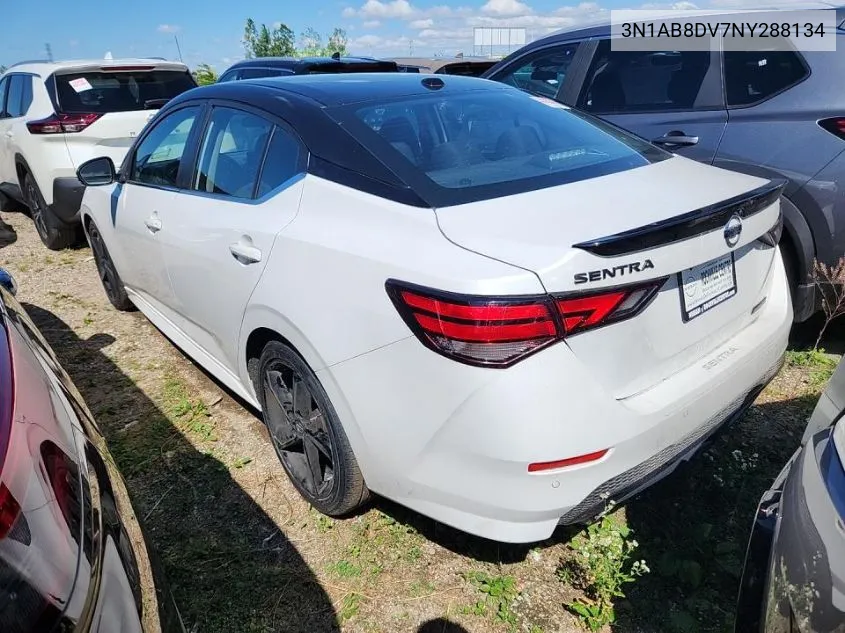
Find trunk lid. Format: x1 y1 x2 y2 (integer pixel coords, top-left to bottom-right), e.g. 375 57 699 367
435 156 783 398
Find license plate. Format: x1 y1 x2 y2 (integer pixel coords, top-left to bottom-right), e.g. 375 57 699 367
678 253 737 322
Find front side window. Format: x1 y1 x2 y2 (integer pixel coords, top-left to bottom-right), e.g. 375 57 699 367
579 41 715 114
54 70 196 113
192 107 273 199
724 44 808 107
496 44 579 99
239 68 287 80
132 106 200 187
341 88 667 205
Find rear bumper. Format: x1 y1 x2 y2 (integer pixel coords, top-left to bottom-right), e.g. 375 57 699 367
324 252 792 542
737 431 845 633
49 177 85 225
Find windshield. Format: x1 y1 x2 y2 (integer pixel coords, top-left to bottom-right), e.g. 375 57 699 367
342 89 668 205
54 70 196 113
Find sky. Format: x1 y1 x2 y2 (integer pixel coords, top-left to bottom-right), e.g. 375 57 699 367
0 0 785 70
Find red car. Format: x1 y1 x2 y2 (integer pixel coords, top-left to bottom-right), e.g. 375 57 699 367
0 268 183 632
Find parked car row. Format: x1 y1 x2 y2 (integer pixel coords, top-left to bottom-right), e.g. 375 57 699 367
0 7 843 631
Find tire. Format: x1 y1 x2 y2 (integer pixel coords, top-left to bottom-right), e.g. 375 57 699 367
257 341 369 516
87 220 134 311
23 173 77 250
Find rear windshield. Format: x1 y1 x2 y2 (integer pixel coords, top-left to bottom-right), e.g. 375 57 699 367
54 70 196 113
340 89 667 206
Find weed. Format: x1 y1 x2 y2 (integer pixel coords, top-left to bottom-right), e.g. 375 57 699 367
17 262 29 273
232 457 252 469
812 257 845 349
405 544 422 562
315 514 334 533
785 348 838 386
83 314 94 326
340 593 362 621
464 571 519 626
162 378 216 442
348 543 361 558
327 560 362 578
558 516 649 631
409 580 435 597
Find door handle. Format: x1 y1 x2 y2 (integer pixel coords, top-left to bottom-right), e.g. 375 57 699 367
144 215 162 233
229 241 262 264
652 131 699 148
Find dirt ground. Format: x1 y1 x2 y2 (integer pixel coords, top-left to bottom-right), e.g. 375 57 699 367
1 211 837 633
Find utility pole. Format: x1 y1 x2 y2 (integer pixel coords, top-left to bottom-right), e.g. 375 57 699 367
173 35 183 62
409 39 414 56
45 43 53 62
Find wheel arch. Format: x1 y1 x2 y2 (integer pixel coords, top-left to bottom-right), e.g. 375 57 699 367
240 307 373 479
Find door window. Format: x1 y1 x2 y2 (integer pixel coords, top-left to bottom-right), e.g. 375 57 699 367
724 45 808 107
131 105 200 187
256 127 302 197
5 76 26 118
579 40 715 113
192 107 273 199
495 44 579 99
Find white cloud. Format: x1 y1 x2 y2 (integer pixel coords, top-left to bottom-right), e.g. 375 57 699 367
409 18 434 29
351 33 411 50
358 0 416 18
342 7 357 17
157 24 181 34
481 0 532 17
363 20 382 27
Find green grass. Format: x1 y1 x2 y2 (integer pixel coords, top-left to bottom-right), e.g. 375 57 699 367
786 348 838 386
464 571 520 628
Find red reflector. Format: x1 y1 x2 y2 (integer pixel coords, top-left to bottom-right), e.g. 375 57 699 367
27 112 102 134
0 483 21 539
528 449 609 473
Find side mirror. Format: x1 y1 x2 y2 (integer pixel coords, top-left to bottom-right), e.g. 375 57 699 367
77 157 117 187
0 268 17 296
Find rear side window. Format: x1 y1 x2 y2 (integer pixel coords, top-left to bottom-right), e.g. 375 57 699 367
579 41 715 113
257 127 302 197
5 76 26 118
343 88 667 204
192 107 273 199
0 78 8 117
724 46 808 107
54 70 196 113
132 106 200 187
495 44 579 99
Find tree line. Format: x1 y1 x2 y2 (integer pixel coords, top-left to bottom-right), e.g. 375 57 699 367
192 19 351 85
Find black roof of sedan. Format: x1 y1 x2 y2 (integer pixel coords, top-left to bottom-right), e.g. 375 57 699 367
177 72 509 108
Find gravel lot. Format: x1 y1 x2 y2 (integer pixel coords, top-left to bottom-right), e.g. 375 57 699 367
0 209 837 633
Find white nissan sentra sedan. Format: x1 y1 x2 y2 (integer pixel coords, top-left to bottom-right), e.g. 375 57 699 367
75 74 791 543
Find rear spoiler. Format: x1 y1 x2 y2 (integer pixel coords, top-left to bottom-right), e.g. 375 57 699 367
573 179 786 257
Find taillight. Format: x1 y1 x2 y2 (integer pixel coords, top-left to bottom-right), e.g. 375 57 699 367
818 117 845 140
556 281 664 336
387 278 666 367
27 112 102 134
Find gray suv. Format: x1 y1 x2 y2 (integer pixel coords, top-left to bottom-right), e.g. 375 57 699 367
483 10 845 321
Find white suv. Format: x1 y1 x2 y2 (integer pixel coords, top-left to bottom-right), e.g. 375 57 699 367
0 59 196 249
